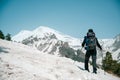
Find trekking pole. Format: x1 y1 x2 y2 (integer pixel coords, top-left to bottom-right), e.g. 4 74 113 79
100 42 106 75
101 50 105 75
80 47 83 51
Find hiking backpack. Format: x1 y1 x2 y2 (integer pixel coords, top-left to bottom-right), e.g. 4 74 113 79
85 32 96 50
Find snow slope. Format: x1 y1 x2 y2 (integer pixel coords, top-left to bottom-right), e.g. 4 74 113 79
0 39 119 80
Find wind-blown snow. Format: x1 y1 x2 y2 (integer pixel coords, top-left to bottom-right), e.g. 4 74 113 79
0 39 119 80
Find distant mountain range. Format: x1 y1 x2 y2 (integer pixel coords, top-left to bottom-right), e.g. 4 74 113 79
12 26 120 62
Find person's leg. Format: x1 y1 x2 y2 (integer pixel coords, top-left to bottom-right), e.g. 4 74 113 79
92 50 97 73
85 51 91 72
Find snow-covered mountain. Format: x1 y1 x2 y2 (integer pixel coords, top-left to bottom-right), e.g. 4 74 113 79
13 26 81 50
12 26 120 62
0 39 120 80
112 34 120 61
12 26 81 47
100 34 120 62
12 26 84 62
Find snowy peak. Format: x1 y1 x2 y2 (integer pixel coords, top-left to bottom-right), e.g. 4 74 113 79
12 26 81 48
114 34 120 42
32 26 76 42
32 26 64 40
33 26 61 34
112 34 120 50
12 26 70 41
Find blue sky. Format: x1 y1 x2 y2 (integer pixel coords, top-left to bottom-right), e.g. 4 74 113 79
0 0 120 39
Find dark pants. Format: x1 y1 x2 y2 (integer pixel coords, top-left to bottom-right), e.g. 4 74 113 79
85 49 97 72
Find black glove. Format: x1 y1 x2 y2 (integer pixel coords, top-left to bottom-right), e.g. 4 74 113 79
82 43 84 47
